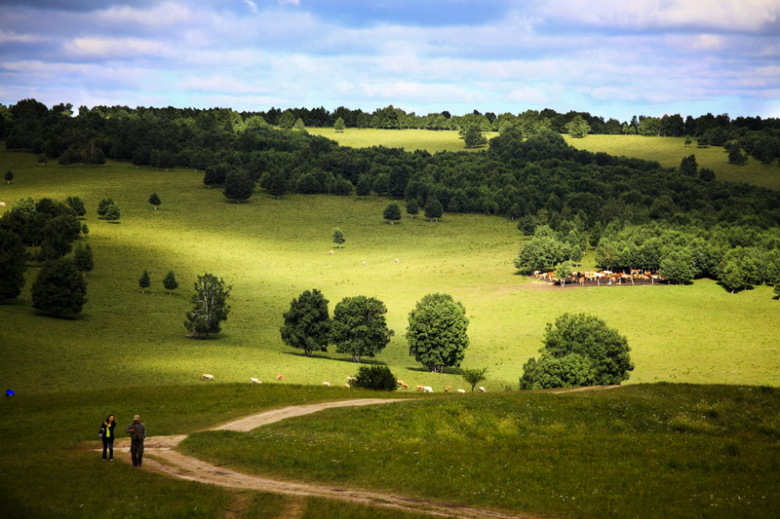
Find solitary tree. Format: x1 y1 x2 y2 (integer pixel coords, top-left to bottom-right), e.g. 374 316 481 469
31 257 87 317
680 154 698 176
334 117 346 133
406 199 419 218
162 271 179 294
149 192 161 210
332 227 345 249
293 118 306 132
0 229 27 302
73 243 94 276
407 293 469 373
184 273 232 339
461 367 488 392
520 313 633 389
4 170 13 184
103 202 121 223
459 125 487 148
280 289 331 356
138 270 151 293
383 203 401 224
331 296 394 362
96 198 115 218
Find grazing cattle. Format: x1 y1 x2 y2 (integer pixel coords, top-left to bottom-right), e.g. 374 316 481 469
250 377 262 384
423 386 434 393
415 385 424 391
201 374 214 381
396 379 409 389
322 381 332 386
328 250 334 255
276 374 286 380
344 383 350 388
0 202 6 207
457 389 466 394
394 258 401 263
478 386 486 392
361 260 367 265
443 385 453 392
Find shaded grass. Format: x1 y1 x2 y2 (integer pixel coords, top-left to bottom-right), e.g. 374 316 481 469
0 148 778 397
182 384 780 519
0 384 419 519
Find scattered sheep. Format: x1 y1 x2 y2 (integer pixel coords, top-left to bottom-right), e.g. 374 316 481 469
201 374 214 381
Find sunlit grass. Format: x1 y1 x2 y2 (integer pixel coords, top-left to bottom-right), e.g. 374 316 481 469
1 148 778 396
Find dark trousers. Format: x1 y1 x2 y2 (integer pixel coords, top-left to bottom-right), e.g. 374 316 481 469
130 439 144 466
101 436 114 459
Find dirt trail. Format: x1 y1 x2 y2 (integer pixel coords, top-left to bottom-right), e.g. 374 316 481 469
108 398 539 519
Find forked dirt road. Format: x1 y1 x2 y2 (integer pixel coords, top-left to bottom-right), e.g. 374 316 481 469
108 398 541 519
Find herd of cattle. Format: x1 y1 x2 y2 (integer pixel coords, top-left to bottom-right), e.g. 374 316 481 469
533 269 669 286
200 374 482 393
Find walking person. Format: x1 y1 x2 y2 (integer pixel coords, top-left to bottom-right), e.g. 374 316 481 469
99 414 117 461
126 414 146 467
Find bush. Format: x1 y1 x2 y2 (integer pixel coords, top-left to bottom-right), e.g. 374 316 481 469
351 365 397 391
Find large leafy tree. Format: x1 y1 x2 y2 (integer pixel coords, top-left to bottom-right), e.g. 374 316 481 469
184 273 231 339
31 257 87 317
406 293 469 373
566 115 590 138
280 289 331 356
514 226 576 274
331 296 394 362
520 313 633 389
223 170 254 203
0 229 27 302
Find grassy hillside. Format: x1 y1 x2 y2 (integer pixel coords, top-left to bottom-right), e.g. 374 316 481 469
1 383 777 518
0 148 778 397
308 128 780 191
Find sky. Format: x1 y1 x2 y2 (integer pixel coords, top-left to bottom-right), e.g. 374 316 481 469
1 0 779 121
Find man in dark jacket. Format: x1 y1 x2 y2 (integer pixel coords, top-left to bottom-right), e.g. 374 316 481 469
126 415 146 467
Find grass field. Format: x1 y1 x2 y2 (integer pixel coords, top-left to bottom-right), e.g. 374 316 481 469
0 147 778 397
1 142 779 518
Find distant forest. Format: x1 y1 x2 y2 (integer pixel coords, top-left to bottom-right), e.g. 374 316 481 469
2 98 779 292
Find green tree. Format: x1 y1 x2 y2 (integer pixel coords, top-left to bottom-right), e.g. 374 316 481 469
223 170 254 203
0 229 26 302
514 226 574 274
4 170 13 183
680 154 698 177
31 257 87 317
39 214 81 261
138 270 151 293
554 260 574 286
331 296 394 362
184 273 232 339
407 293 469 373
461 367 488 392
406 199 419 218
383 203 401 224
521 313 633 389
266 169 287 199
278 110 296 129
424 198 443 221
163 271 179 294
565 115 590 138
332 227 345 249
659 249 696 284
96 198 115 218
351 365 397 391
65 196 86 217
280 288 331 356
73 243 94 276
103 202 121 223
459 125 487 148
334 117 346 133
292 118 306 132
149 192 161 210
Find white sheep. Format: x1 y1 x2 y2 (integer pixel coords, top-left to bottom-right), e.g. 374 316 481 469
201 373 214 381
250 377 262 384
478 386 486 392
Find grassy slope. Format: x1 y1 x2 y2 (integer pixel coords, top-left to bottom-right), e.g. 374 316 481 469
0 148 778 397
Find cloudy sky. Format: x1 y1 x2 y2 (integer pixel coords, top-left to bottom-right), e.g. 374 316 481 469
1 0 779 121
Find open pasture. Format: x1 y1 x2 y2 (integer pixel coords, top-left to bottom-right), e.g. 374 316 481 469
308 127 496 154
0 148 778 395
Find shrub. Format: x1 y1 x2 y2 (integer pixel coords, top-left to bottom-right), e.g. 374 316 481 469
351 365 397 391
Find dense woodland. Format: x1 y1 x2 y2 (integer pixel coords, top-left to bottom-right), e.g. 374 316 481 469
1 98 779 297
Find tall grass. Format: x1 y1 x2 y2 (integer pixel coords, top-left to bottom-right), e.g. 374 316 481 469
0 148 778 397
182 384 780 519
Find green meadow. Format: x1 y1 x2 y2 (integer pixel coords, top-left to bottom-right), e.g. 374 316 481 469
0 140 778 518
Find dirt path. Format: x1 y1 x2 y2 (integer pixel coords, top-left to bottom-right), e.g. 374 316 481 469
109 398 538 519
